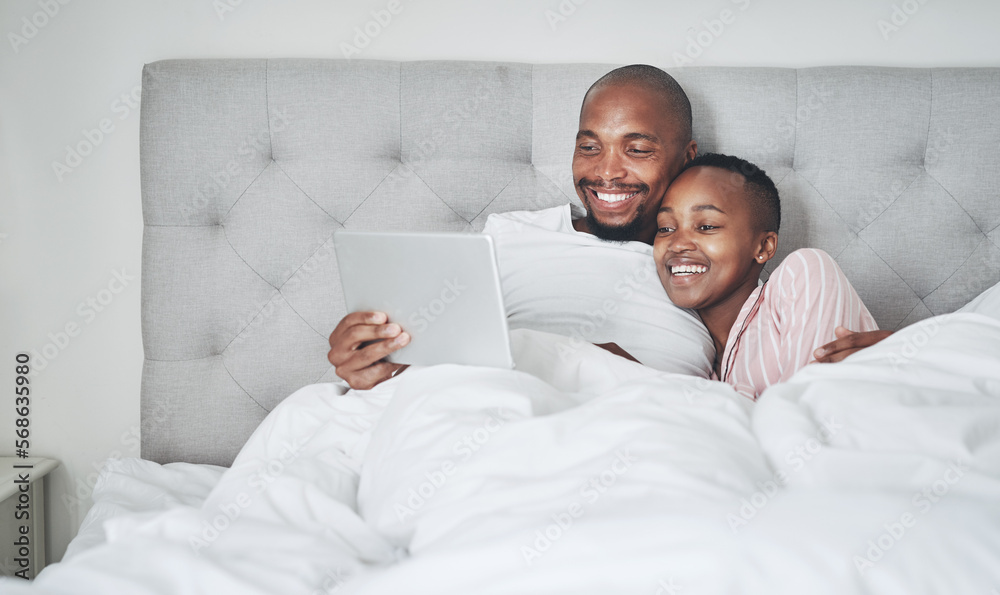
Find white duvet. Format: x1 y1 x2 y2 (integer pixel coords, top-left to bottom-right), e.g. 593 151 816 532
5 314 1000 594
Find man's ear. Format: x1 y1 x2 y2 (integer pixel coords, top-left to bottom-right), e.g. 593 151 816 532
682 140 697 164
754 232 779 264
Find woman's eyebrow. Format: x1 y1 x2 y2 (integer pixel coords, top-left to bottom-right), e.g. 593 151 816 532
657 204 726 214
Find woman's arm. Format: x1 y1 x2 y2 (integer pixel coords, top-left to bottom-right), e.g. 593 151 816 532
770 249 879 381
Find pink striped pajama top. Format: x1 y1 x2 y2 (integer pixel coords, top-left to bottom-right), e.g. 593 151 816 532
715 248 878 400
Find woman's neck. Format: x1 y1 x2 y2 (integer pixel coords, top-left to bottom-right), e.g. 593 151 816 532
700 277 763 376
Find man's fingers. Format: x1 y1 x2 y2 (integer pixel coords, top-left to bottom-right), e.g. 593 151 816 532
813 347 860 364
341 332 410 371
816 329 865 358
342 360 398 391
813 330 894 363
328 311 409 390
329 311 389 347
335 338 410 389
330 322 402 364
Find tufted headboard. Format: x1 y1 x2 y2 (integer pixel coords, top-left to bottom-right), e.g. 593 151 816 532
140 59 1000 466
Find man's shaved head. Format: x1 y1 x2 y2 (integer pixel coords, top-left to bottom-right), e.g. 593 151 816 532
583 64 693 143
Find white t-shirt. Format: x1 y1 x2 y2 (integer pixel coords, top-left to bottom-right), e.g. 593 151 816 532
483 204 714 377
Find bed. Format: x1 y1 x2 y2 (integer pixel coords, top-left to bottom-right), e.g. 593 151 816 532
6 60 1000 594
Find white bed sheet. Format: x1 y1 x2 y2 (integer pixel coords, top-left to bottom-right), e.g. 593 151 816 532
62 459 226 561
6 316 999 594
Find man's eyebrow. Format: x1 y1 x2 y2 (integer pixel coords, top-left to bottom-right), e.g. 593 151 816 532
623 132 659 143
657 204 726 214
575 130 660 143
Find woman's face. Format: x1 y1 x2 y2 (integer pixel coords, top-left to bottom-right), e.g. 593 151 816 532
653 166 770 311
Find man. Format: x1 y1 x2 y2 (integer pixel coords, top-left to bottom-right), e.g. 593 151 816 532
327 65 887 390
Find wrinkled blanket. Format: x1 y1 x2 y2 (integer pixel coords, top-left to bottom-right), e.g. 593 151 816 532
7 315 1000 595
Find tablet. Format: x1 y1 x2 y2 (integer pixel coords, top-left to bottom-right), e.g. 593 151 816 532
333 230 514 369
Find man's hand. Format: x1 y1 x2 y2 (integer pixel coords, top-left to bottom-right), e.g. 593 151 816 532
327 311 410 390
813 326 893 363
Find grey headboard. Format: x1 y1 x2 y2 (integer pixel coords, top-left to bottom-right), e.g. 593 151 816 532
140 59 1000 466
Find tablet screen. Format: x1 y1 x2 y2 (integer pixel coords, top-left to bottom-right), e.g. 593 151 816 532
334 230 513 369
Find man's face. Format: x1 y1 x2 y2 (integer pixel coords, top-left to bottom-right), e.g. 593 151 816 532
572 83 695 244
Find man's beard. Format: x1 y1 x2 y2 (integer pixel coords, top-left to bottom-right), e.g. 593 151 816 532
578 179 650 243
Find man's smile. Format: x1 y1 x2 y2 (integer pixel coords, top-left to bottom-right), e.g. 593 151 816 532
593 190 638 204
582 183 647 212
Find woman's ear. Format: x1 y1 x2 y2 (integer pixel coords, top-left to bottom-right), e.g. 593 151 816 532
753 232 779 264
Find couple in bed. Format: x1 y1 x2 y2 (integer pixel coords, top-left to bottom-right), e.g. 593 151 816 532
327 64 888 400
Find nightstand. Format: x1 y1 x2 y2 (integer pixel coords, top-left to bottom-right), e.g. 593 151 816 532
0 457 59 579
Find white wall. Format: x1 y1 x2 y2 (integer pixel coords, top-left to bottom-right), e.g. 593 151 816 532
2 0 998 564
